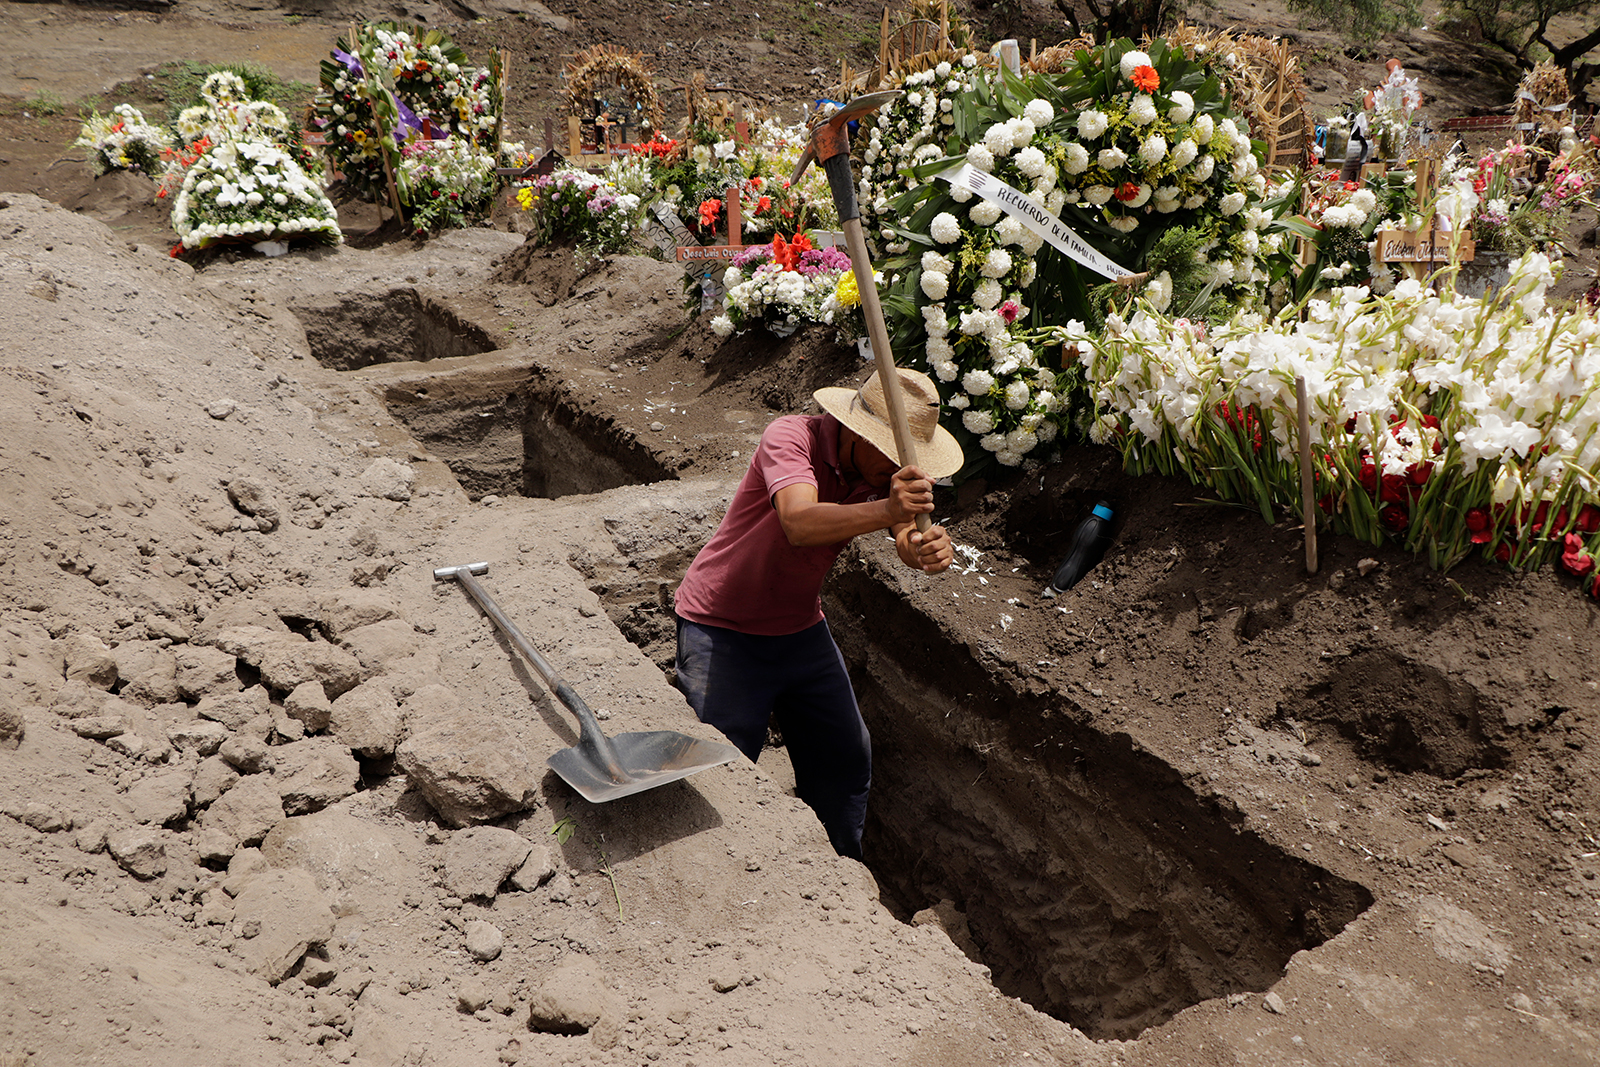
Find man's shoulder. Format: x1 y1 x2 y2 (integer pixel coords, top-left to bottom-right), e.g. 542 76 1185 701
759 413 827 452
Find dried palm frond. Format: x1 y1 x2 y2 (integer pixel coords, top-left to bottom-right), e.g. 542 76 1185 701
1157 23 1313 174
1025 35 1097 75
1511 61 1571 137
563 44 665 135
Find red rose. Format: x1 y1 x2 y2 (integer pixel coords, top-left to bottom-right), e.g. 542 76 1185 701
1406 463 1431 487
1358 457 1377 493
1560 534 1595 577
1380 473 1409 504
1577 504 1600 533
1465 507 1494 544
1380 504 1410 533
1494 542 1512 563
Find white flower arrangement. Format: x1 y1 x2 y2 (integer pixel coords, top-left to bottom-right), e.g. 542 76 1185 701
74 104 172 177
850 40 1267 472
1046 252 1600 581
172 140 340 249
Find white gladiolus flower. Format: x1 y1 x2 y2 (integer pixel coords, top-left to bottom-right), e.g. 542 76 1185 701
967 143 996 172
1064 143 1090 174
1078 110 1109 139
1129 95 1158 125
921 271 950 300
930 212 962 243
971 200 1002 226
1119 50 1153 79
1139 135 1168 166
1024 98 1054 126
1144 271 1172 311
714 140 736 160
1084 185 1114 206
1099 146 1128 170
973 278 1003 309
982 248 1013 278
1167 91 1194 123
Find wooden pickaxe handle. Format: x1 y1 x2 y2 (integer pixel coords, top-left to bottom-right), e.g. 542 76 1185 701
795 93 934 537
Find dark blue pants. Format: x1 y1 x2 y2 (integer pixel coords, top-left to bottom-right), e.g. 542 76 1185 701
674 616 871 859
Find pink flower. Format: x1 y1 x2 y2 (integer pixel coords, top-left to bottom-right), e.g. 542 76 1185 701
998 301 1021 325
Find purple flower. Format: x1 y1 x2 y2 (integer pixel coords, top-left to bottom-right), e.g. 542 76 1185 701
732 244 772 269
796 246 850 276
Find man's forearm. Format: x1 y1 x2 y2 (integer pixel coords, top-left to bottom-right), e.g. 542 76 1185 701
778 497 897 547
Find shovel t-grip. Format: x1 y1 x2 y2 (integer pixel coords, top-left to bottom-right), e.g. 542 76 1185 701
796 92 933 537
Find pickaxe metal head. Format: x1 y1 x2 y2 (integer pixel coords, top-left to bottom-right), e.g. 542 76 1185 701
790 90 903 186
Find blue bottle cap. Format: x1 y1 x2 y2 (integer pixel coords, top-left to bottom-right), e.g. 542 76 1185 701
1091 504 1114 521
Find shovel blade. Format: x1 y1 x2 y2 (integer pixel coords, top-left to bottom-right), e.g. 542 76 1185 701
547 729 743 803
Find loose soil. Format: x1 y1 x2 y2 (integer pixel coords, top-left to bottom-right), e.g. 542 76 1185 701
1 3 1598 1067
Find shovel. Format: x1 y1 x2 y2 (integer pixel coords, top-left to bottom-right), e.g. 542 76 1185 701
433 562 743 803
793 90 933 537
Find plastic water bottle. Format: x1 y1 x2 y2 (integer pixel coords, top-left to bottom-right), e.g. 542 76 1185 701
1041 501 1115 597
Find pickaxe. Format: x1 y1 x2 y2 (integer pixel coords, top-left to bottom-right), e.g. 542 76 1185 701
792 91 933 536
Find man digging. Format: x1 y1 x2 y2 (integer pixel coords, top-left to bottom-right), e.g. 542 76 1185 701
672 367 963 859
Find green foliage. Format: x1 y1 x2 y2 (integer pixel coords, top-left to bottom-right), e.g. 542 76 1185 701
156 61 312 128
549 817 577 845
1287 0 1422 41
1445 0 1600 94
22 90 67 117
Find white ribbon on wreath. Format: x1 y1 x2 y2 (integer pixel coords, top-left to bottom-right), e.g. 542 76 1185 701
936 163 1134 281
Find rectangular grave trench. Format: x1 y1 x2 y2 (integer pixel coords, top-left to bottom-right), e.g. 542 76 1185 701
822 560 1375 1042
376 366 676 500
290 287 498 371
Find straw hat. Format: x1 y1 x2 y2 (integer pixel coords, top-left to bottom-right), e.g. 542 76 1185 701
814 368 965 479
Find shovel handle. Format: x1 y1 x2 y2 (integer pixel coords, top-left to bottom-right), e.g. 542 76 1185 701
434 563 626 778
825 166 934 537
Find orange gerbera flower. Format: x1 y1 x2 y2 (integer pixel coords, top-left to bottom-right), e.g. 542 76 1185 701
1131 64 1160 92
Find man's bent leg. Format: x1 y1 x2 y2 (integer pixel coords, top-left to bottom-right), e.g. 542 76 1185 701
674 616 772 764
772 622 871 860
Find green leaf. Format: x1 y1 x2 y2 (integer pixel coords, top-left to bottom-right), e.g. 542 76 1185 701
550 817 577 845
